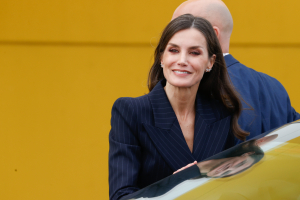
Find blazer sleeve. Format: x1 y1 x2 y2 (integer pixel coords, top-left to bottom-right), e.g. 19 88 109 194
109 97 142 200
121 165 201 200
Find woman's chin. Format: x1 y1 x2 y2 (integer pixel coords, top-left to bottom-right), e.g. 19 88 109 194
167 80 199 89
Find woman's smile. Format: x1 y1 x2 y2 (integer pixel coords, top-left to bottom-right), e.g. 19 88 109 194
173 69 192 76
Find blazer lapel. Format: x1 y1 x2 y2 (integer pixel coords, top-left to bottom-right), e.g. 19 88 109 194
192 93 232 161
143 123 196 171
145 80 232 170
145 80 195 171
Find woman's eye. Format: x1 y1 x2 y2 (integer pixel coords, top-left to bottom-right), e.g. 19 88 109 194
191 51 200 55
235 160 247 168
169 49 178 53
220 170 231 177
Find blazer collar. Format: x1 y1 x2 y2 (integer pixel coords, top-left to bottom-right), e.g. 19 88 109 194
224 54 239 68
148 79 227 130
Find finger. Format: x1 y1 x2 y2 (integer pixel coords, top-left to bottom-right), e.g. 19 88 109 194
173 161 198 174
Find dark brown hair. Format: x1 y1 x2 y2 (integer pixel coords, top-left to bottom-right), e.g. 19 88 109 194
148 14 249 141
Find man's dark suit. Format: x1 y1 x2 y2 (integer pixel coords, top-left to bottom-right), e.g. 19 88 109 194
225 54 300 144
109 79 235 200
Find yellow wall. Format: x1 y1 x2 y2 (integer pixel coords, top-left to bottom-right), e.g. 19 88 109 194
0 0 299 199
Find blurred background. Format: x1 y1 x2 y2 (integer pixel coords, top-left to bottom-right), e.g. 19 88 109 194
0 0 299 199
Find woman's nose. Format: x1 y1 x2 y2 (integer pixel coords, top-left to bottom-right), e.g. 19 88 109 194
177 53 188 66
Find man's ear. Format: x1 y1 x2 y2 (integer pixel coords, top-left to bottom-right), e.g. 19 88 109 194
213 26 220 39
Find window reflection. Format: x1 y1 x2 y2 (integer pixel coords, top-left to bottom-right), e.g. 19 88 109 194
122 134 278 200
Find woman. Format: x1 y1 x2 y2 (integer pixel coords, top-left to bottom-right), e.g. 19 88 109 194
109 14 248 200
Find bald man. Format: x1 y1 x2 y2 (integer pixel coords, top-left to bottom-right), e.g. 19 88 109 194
172 0 300 143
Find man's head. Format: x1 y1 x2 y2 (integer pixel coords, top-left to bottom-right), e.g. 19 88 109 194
172 0 233 53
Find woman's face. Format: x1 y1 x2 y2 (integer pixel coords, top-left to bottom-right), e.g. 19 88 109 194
161 28 215 89
206 152 255 177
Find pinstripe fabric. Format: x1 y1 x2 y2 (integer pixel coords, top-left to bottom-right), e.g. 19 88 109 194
109 79 235 200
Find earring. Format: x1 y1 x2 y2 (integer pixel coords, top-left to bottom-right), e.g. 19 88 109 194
205 68 211 72
160 63 164 68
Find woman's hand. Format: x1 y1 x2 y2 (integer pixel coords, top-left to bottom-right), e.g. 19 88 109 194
173 161 197 174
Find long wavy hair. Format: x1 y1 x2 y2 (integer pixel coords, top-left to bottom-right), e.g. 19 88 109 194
148 14 249 141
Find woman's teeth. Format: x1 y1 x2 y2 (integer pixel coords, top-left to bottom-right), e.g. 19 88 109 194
174 71 189 74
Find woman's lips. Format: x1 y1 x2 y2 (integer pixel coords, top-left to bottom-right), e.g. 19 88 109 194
173 70 191 76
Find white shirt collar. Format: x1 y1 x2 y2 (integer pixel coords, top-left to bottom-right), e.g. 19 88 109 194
223 53 229 57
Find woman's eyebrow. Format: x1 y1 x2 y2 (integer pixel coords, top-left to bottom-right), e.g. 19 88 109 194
167 43 179 47
190 46 203 49
167 43 203 49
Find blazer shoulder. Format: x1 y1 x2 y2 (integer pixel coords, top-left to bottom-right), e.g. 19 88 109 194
112 94 149 110
256 71 285 89
228 60 258 75
111 94 153 126
226 56 284 88
112 97 135 110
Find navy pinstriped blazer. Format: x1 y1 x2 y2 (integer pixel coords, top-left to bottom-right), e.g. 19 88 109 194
109 79 235 200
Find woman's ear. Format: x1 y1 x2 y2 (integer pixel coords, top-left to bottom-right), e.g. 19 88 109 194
205 55 216 72
242 152 255 157
210 54 216 69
